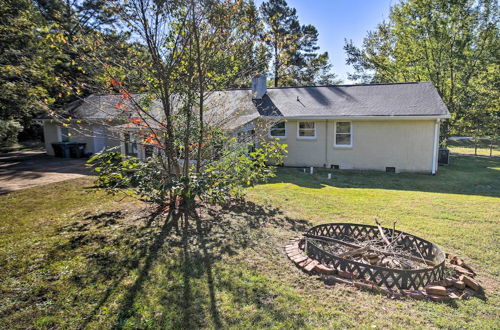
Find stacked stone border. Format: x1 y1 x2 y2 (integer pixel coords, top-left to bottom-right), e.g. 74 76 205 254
284 237 484 302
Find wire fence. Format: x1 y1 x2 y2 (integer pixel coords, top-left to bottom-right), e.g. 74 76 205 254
446 136 499 157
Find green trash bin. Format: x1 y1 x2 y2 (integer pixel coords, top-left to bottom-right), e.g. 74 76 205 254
51 142 86 158
52 143 71 158
68 143 86 158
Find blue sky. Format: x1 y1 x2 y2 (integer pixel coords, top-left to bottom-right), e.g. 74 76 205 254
256 0 395 82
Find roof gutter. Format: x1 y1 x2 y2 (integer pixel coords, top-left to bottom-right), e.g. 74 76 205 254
33 118 114 122
262 115 451 120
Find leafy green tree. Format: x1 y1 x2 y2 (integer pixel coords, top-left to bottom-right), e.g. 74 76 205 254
34 0 137 104
344 0 499 137
0 0 53 132
0 119 23 145
73 0 288 227
226 0 270 87
260 0 301 87
457 61 500 154
260 0 338 86
0 0 143 142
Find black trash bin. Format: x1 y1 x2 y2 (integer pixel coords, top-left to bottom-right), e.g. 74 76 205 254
68 143 86 158
51 143 62 157
52 142 71 158
51 142 86 158
438 148 450 166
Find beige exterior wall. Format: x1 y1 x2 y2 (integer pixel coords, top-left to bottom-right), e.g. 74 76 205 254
42 122 59 156
43 120 138 156
105 129 122 150
43 118 439 173
274 119 439 173
43 121 114 155
68 123 95 153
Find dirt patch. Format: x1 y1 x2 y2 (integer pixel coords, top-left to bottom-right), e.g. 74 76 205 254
0 150 90 194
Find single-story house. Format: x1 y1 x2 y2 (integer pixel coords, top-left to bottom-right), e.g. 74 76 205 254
39 74 450 173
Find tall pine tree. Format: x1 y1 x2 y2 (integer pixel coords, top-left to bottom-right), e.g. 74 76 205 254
260 0 338 87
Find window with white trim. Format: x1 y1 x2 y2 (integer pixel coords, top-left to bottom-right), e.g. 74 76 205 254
298 121 316 138
334 121 352 147
270 121 286 138
60 126 70 142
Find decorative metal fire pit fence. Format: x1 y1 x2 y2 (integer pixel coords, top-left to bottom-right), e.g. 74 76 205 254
304 223 445 290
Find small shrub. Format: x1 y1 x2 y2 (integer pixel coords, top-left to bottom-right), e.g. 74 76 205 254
86 152 141 191
0 119 23 145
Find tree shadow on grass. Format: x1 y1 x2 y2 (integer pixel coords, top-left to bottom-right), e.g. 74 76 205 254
76 208 177 328
178 201 310 328
42 197 480 328
51 200 311 328
48 197 478 328
57 211 123 234
112 209 180 328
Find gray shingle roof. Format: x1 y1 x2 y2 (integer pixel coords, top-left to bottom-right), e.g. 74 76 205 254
48 81 449 129
56 90 260 129
62 94 162 120
258 82 450 118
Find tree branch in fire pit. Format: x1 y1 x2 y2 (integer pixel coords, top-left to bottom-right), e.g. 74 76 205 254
306 219 437 269
338 246 369 258
375 219 391 246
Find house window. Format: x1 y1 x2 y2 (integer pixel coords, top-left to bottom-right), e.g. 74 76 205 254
144 145 154 159
270 122 286 138
298 121 316 139
334 121 352 147
60 126 70 142
124 133 138 157
237 130 256 153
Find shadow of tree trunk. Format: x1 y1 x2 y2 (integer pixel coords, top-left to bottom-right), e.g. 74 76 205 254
193 210 222 329
113 209 179 328
78 208 170 328
181 210 193 328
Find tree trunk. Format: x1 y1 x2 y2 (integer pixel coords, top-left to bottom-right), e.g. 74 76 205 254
194 11 204 173
274 42 279 87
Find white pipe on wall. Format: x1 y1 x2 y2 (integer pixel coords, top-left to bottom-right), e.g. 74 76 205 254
324 119 328 167
431 119 440 175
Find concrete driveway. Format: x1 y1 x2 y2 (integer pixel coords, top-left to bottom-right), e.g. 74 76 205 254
0 151 90 194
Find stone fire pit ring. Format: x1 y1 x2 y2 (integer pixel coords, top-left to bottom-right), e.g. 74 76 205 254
304 223 446 290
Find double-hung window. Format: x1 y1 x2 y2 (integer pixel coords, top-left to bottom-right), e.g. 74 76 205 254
297 121 316 139
270 121 286 138
334 121 352 147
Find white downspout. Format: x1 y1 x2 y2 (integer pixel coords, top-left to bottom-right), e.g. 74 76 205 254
324 119 328 167
431 119 440 175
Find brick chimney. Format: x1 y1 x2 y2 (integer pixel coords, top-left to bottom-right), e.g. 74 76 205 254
251 73 267 99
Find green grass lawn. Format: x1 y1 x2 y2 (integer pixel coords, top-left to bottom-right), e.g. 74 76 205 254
0 156 499 329
447 138 500 157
